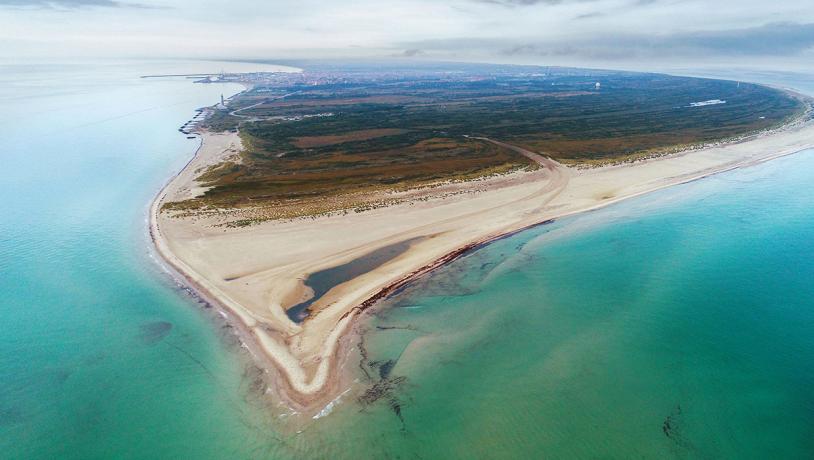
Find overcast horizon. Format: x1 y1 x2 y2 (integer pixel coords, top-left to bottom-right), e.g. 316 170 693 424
2 0 814 72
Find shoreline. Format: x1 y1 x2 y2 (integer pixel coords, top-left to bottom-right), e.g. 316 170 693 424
147 131 295 405
150 88 814 416
148 126 355 411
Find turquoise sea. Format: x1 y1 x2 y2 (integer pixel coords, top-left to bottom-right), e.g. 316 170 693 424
0 60 283 458
1 63 813 458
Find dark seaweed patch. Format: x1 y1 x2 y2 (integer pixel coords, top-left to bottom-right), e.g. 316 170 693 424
662 404 681 438
375 324 417 331
357 329 409 429
377 360 396 379
358 375 408 428
358 376 407 406
138 321 173 345
357 332 372 380
662 404 696 453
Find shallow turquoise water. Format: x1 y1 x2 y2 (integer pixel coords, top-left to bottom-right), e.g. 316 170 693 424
312 151 814 458
0 61 285 458
2 63 814 458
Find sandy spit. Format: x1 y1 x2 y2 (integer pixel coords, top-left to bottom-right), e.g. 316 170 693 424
151 99 814 415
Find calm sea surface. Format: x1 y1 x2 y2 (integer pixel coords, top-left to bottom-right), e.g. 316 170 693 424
1 63 813 458
0 60 289 458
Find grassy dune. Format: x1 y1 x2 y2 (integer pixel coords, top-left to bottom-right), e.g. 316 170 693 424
167 68 804 220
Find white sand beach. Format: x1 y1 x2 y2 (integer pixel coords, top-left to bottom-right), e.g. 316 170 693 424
151 106 814 413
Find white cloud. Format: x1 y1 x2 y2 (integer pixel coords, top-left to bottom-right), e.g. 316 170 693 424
1 0 813 70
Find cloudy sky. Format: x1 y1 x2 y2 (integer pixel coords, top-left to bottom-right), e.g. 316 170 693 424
2 0 814 70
